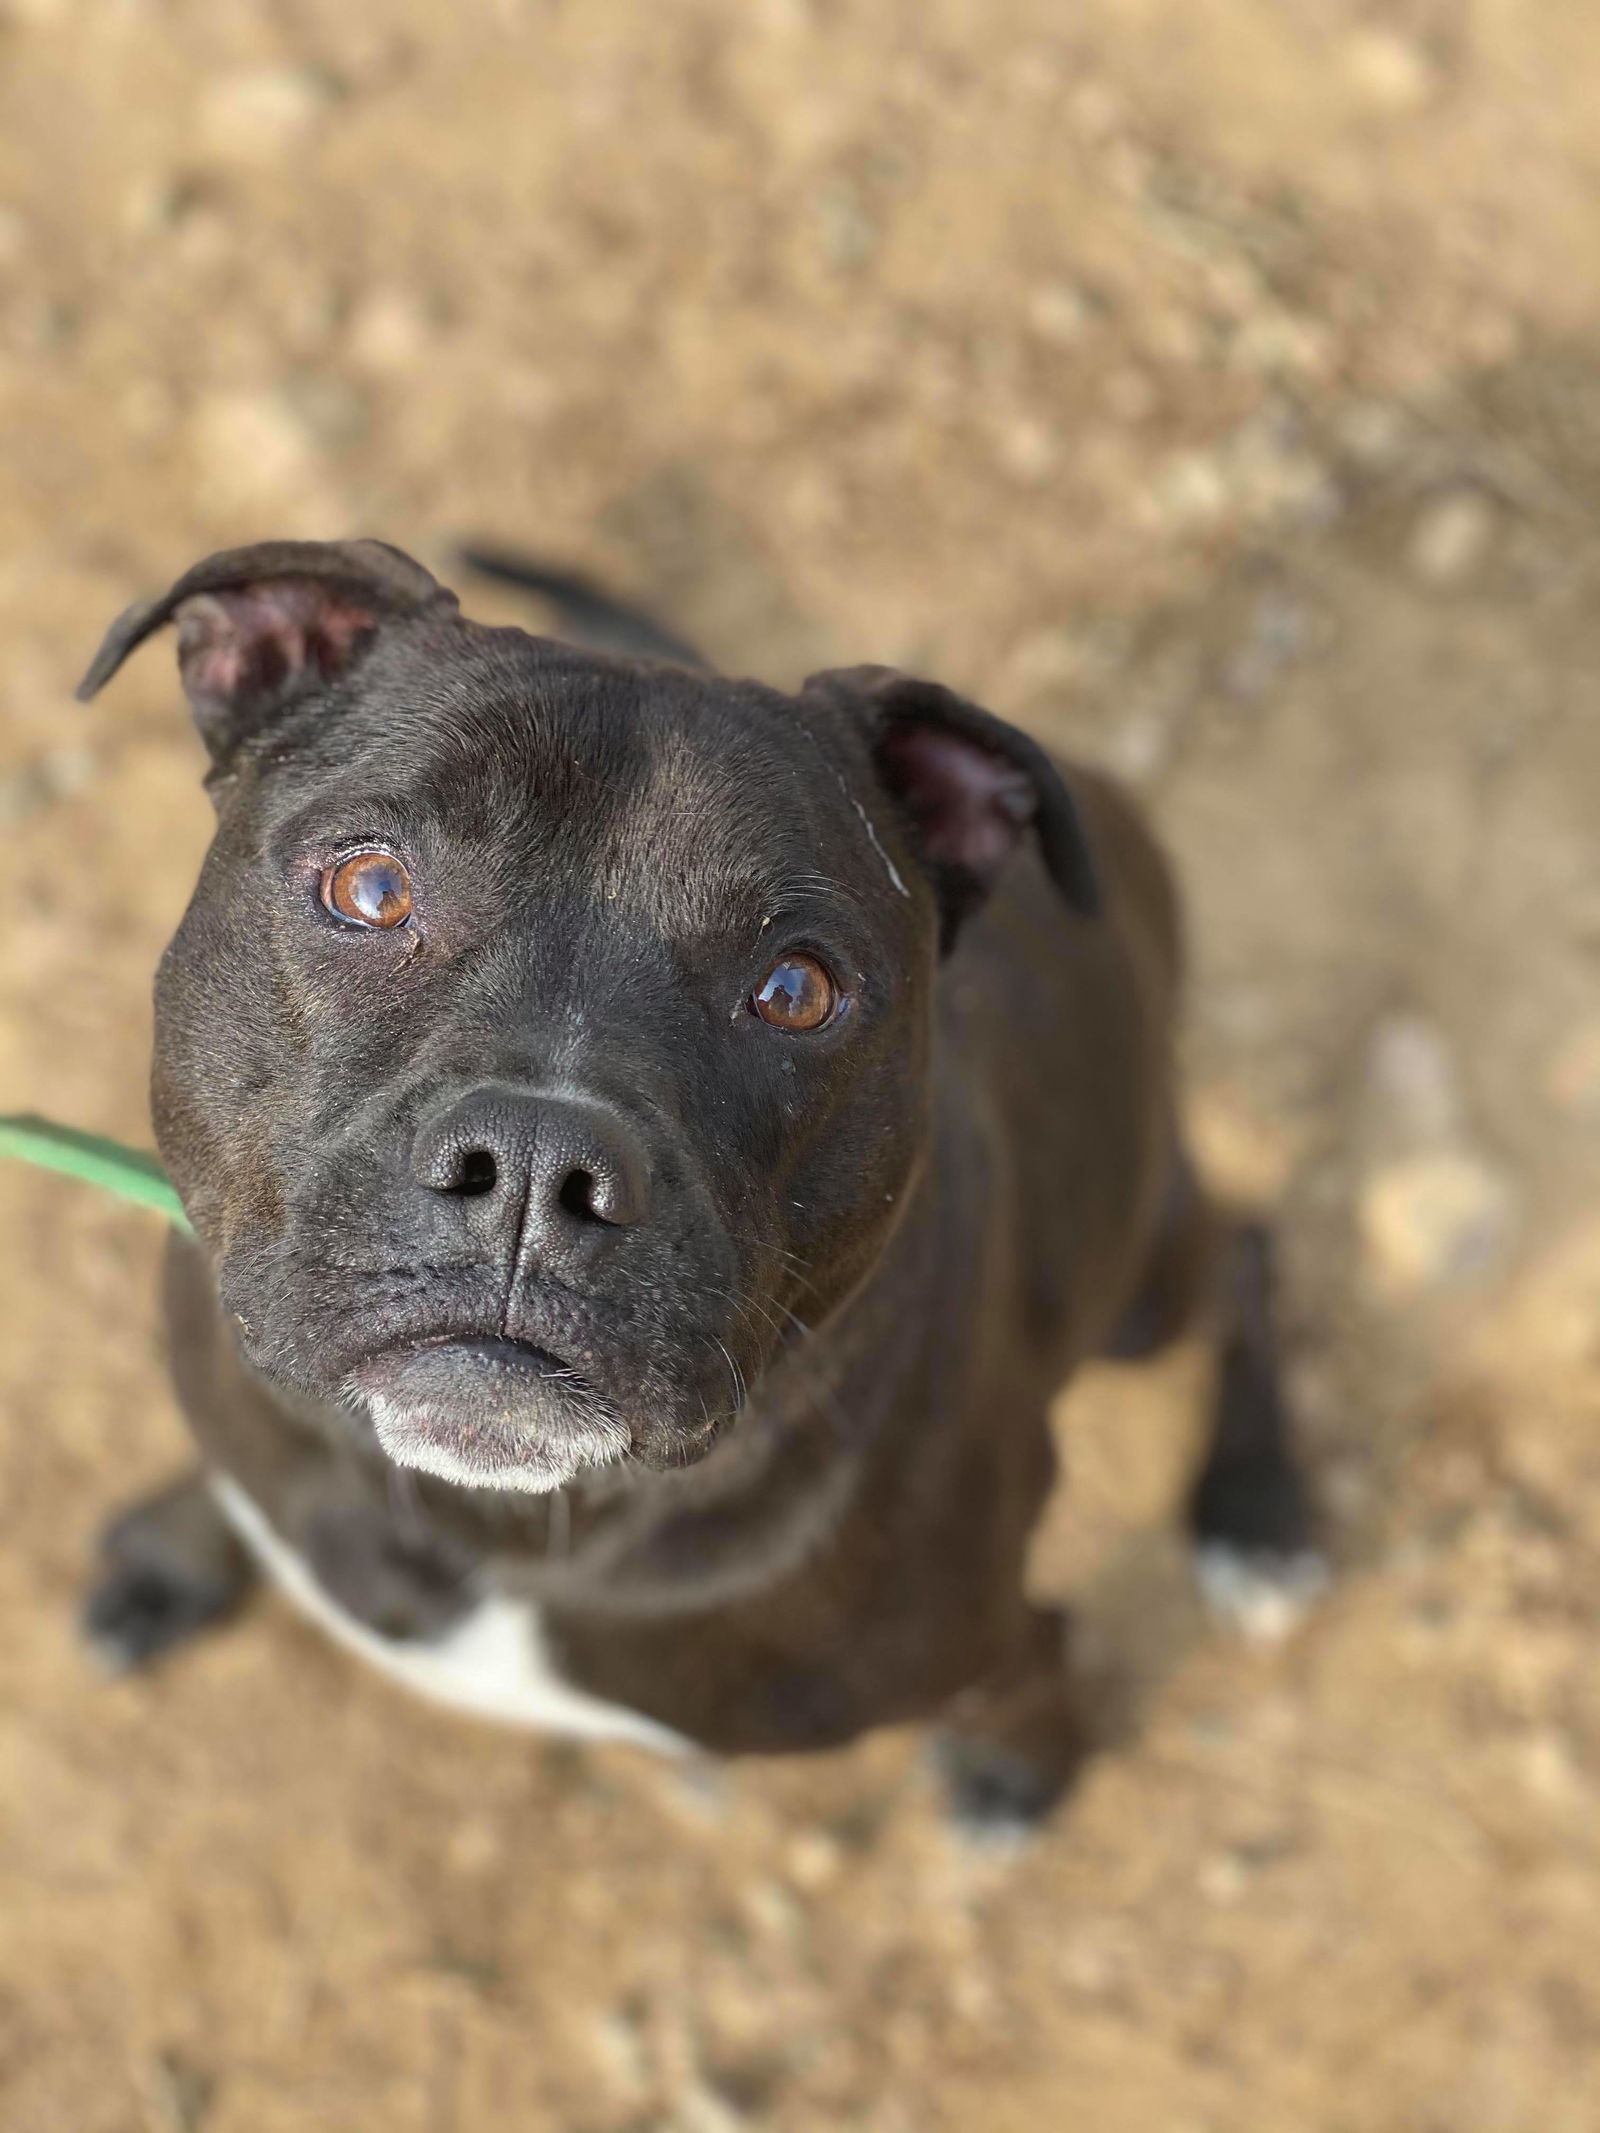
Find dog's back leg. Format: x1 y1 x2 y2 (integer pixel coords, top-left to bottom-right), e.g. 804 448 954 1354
83 1469 256 1672
1188 1221 1326 1638
1102 1142 1218 1361
1106 1146 1325 1637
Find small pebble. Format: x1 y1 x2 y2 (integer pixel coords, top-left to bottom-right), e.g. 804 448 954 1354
812 179 877 271
1345 28 1437 111
785 1828 843 1890
192 389 323 508
993 414 1059 483
347 288 435 373
587 2006 650 2100
1409 487 1498 586
1359 1148 1514 1293
199 66 333 164
674 2078 751 2133
1197 1848 1252 1904
1026 281 1093 346
1518 1729 1587 1808
1366 1012 1462 1145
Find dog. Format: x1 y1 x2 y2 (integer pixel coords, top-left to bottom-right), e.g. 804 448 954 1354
74 538 1317 1829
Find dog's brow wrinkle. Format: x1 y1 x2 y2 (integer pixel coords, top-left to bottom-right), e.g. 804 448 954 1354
778 872 868 921
586 720 788 937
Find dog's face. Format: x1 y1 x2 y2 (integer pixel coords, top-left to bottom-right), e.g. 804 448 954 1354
82 542 1096 1493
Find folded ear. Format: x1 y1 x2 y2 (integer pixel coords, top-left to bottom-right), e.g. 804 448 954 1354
77 538 458 767
804 665 1101 945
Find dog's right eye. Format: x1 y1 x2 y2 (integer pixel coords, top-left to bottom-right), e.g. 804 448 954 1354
322 850 413 929
752 953 837 1032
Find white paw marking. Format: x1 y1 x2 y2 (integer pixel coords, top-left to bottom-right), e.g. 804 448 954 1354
1195 1541 1330 1645
210 1475 689 1754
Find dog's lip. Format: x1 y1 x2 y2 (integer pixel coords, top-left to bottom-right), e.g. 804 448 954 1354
358 1330 584 1384
345 1327 632 1494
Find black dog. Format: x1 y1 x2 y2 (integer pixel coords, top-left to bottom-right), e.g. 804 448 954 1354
76 539 1316 1828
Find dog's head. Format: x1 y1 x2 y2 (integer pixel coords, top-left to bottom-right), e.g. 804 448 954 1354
82 541 1098 1493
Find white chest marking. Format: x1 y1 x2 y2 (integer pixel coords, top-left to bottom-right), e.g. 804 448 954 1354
210 1476 689 1755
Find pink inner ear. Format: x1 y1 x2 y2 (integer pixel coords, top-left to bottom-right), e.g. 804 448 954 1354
876 723 1037 888
176 578 381 713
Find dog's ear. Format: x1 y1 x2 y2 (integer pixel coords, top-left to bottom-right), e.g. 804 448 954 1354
76 539 458 767
804 665 1100 945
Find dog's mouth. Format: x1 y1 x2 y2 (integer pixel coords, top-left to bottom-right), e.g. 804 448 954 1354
344 1332 632 1495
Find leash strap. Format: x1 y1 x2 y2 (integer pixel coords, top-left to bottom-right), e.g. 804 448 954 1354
0 1113 191 1233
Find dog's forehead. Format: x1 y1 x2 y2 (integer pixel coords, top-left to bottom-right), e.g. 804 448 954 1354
337 627 878 934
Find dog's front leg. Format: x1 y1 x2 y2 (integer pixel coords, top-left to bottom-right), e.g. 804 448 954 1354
930 1606 1090 1840
82 1468 257 1672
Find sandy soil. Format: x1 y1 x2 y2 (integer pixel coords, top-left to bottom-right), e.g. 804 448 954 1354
3 3 1600 2127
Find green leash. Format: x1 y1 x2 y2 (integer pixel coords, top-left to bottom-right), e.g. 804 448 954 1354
0 1113 191 1233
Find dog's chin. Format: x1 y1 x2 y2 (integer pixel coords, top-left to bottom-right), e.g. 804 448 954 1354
345 1338 631 1495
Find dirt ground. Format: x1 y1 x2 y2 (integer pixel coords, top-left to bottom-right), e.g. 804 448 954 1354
4 2 1600 2127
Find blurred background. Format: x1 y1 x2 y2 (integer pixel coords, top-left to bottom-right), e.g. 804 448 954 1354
3 2 1600 2128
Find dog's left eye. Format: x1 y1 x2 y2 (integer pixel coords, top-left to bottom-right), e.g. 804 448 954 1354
322 850 413 929
752 954 837 1032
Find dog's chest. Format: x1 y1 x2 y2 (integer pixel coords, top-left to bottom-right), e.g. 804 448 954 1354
210 1476 688 1755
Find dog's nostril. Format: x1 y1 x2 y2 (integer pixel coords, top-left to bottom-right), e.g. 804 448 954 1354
559 1167 601 1222
455 1148 498 1197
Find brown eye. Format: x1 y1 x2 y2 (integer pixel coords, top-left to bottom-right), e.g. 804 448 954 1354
323 850 413 929
753 953 837 1032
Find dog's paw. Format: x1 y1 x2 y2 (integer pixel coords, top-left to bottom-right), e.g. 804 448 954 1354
1188 1441 1325 1643
929 1735 1067 1848
82 1563 239 1674
1194 1540 1329 1645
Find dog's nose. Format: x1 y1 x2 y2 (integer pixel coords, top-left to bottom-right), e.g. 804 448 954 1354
412 1086 651 1238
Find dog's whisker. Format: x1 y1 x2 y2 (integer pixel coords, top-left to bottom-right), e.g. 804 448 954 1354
708 1334 747 1412
713 1226 814 1273
697 1281 788 1347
